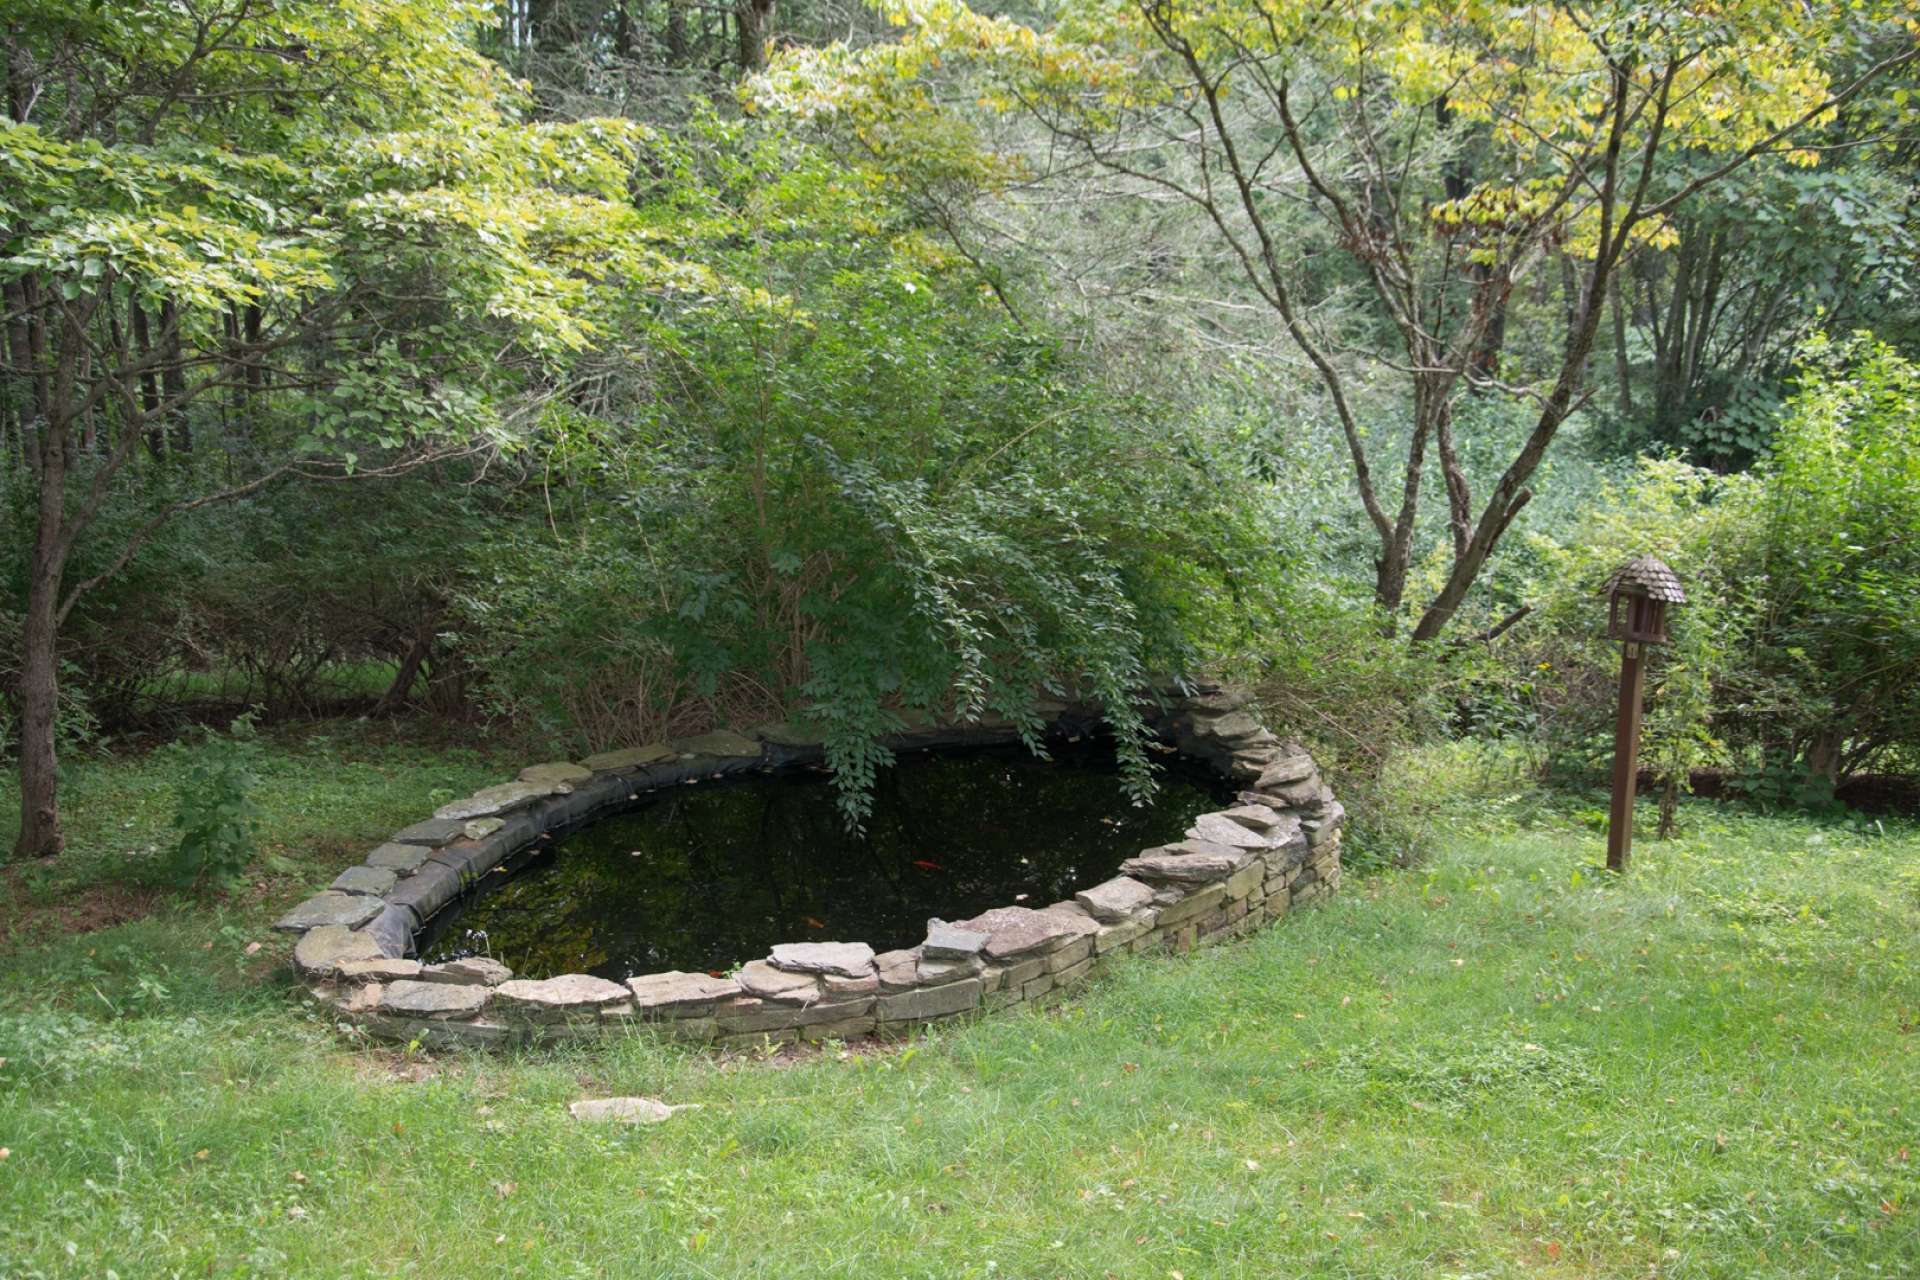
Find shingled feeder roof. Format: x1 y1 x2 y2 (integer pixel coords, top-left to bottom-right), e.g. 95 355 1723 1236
1603 555 1686 604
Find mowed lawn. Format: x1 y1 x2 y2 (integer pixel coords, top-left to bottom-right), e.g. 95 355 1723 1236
1 735 1917 1279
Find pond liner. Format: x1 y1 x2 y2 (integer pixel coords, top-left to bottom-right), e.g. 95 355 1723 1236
279 685 1345 1048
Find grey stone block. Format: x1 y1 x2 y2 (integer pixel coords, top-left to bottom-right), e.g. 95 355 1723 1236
292 924 382 976
1154 883 1228 927
390 818 467 847
768 941 876 978
380 980 490 1019
876 977 982 1022
366 842 431 872
331 865 397 897
275 892 383 933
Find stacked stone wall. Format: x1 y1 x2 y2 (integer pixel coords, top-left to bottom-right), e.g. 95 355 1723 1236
275 687 1343 1048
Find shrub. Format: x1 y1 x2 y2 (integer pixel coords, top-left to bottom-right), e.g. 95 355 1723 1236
159 713 264 889
1511 333 1920 808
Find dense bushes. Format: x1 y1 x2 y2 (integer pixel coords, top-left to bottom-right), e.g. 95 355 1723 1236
1509 336 1920 805
464 177 1289 819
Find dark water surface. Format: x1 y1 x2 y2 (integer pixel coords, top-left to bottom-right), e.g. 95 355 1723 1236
426 739 1228 980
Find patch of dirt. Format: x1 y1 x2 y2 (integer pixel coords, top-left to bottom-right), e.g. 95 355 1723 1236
0 871 162 952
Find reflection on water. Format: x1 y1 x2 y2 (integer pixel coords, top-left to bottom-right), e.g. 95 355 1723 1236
426 738 1226 980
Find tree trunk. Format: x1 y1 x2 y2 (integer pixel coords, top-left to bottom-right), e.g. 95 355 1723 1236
375 616 438 715
14 416 69 859
666 0 688 62
734 0 775 71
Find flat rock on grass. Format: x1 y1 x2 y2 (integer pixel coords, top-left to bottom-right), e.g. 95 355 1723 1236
768 941 876 978
380 980 490 1019
569 1097 700 1124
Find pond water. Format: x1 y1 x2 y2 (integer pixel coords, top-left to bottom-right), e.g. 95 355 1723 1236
425 738 1229 980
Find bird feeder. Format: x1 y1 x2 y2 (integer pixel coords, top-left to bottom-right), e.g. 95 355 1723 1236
1602 555 1685 872
1603 555 1686 650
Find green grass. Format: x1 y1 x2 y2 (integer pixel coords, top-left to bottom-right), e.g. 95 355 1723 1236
1 735 1917 1278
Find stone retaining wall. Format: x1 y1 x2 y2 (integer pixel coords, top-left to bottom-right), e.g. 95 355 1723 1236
277 686 1344 1049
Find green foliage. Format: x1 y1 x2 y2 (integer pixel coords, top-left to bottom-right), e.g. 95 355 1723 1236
1511 333 1920 800
158 713 264 889
469 121 1283 822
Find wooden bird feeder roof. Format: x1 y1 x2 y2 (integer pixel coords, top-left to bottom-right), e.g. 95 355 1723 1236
1602 555 1687 605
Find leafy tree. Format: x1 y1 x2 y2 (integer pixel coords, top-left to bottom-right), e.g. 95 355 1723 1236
0 0 701 857
759 0 1917 638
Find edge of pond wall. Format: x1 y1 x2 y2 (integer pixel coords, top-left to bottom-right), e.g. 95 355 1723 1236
275 685 1345 1049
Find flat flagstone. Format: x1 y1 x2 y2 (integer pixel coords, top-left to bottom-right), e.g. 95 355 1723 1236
275 892 383 933
672 730 762 758
954 906 1082 959
737 960 822 1003
519 761 593 787
434 780 561 822
581 743 676 770
419 957 513 986
381 979 490 1019
1120 840 1251 884
293 924 383 976
628 971 741 1012
1186 813 1271 849
1196 709 1266 742
390 817 468 847
1254 755 1317 789
493 974 631 1019
874 948 922 991
1074 875 1157 922
922 919 989 959
768 941 875 978
1218 803 1283 830
330 865 398 896
336 957 422 983
365 842 431 873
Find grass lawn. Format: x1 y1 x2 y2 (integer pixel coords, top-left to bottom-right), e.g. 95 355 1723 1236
1 732 1916 1278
